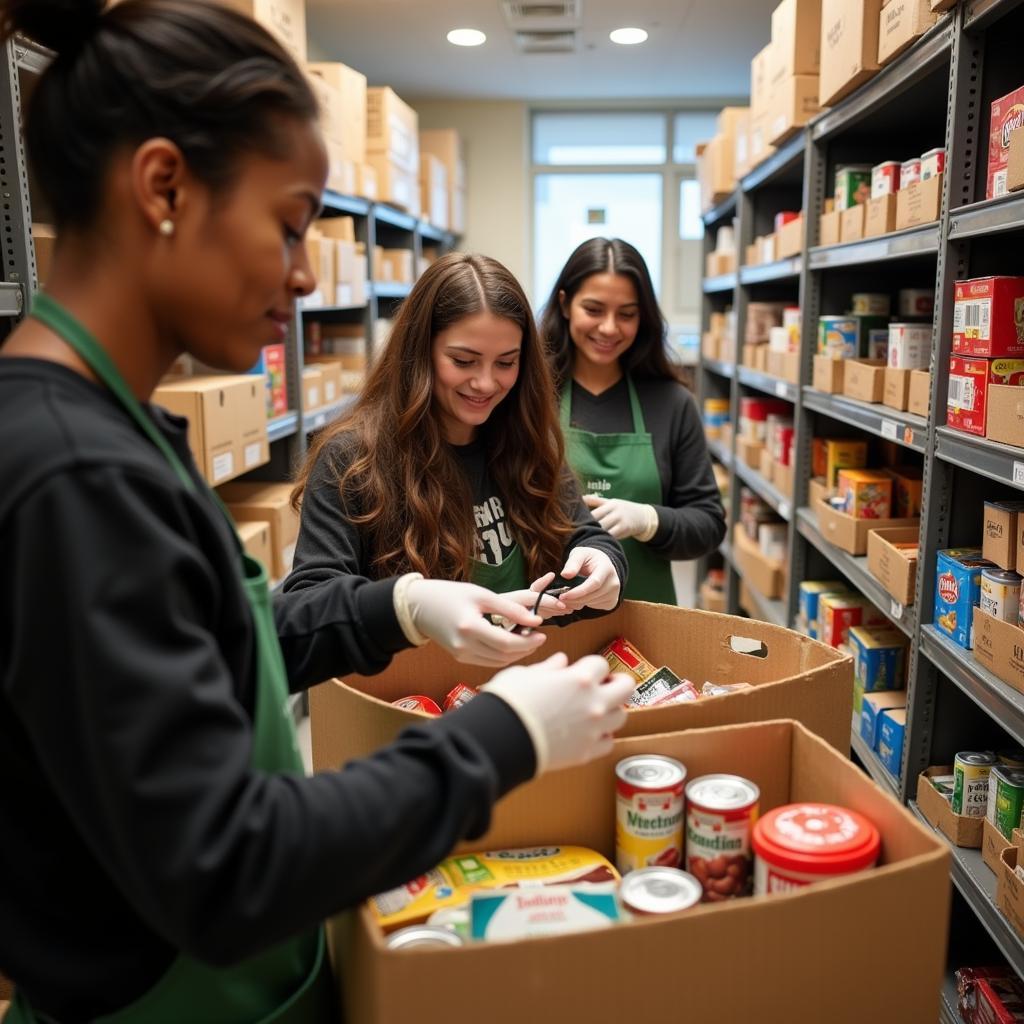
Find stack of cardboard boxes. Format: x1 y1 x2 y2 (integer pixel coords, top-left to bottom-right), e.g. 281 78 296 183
697 108 745 214
306 62 369 197
420 130 467 234
367 87 420 215
305 216 368 309
765 0 822 147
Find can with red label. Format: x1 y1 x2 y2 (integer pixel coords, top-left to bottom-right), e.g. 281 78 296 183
392 695 443 715
685 774 760 901
921 147 945 181
615 755 686 874
871 160 900 197
752 803 880 894
900 158 922 190
442 684 478 712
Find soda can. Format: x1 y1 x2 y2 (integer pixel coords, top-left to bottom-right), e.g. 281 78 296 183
952 751 998 817
615 755 686 874
619 867 702 916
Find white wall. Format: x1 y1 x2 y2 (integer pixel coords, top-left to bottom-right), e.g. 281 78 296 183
410 99 530 289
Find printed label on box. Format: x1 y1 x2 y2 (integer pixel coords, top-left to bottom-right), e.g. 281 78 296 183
212 451 235 483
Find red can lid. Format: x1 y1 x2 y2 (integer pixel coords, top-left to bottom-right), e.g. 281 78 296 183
752 803 880 876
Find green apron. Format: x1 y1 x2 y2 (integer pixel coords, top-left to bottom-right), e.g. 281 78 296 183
561 375 676 605
470 544 528 592
8 294 336 1024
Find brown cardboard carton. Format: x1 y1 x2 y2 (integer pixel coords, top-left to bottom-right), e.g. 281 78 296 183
917 768 983 847
998 846 1024 941
220 481 300 582
745 242 760 267
768 75 822 146
747 112 777 169
356 162 378 200
813 354 845 393
153 375 268 486
311 603 853 772
419 153 449 229
878 0 939 65
755 345 769 371
316 360 343 405
819 208 842 246
973 608 1024 697
367 87 418 177
883 367 912 411
867 527 919 606
984 816 1013 874
895 173 943 229
1008 128 1024 193
986 384 1024 448
984 500 1024 571
864 193 898 237
699 580 727 613
236 520 272 572
223 0 307 64
774 461 795 499
843 358 887 403
809 476 830 507
31 224 54 286
701 332 720 361
814 499 919 555
733 524 785 599
766 349 801 384
301 366 324 411
760 445 775 480
420 130 465 189
737 437 765 470
750 42 774 115
929 0 956 9
705 250 737 277
819 0 883 107
307 62 367 164
909 369 931 417
697 135 736 211
734 109 752 179
329 720 950 1024
776 215 804 259
771 0 822 78
368 156 419 214
840 203 866 243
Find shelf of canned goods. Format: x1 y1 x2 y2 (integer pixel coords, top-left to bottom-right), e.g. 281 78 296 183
696 3 1024 1010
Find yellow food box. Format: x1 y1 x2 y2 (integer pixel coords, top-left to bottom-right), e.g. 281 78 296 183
824 439 868 489
837 469 893 520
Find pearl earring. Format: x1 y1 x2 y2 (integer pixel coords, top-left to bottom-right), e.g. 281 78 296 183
158 219 175 237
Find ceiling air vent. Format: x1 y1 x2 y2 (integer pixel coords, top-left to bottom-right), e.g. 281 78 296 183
502 1 581 21
514 29 577 53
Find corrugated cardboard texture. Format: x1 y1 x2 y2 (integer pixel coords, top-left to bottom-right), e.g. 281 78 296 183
310 603 852 774
815 499 919 555
843 359 887 403
974 608 1024 695
896 174 943 229
984 816 1012 874
917 768 983 847
909 369 931 417
998 845 1024 941
867 527 919 606
883 366 912 411
331 720 949 1024
813 354 844 393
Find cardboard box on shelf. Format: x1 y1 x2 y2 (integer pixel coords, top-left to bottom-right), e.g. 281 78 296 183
812 354 845 393
307 61 367 164
819 207 842 246
759 446 775 481
736 437 766 470
877 707 907 776
895 174 943 230
419 153 449 229
153 375 268 485
819 0 883 107
987 385 1024 448
864 193 898 237
750 42 774 115
770 0 822 78
775 215 804 258
774 461 796 499
917 767 984 847
953 277 1024 358
356 162 378 200
768 74 821 146
908 369 931 417
366 87 418 177
974 607 1024 697
839 204 866 243
301 366 324 411
327 719 948 1024
984 501 1024 571
814 499 919 555
984 816 1014 874
705 250 737 277
823 438 868 488
219 481 300 582
766 349 801 384
697 136 735 212
843 358 887 403
236 520 272 573
837 468 892 519
861 689 907 750
381 249 415 285
323 141 356 197
31 224 54 286
734 109 752 179
747 112 778 172
867 527 919 606
1008 127 1024 193
998 845 1024 942
877 0 939 65
733 523 785 599
988 85 1024 200
947 355 998 436
316 360 343 405
223 0 306 64
368 156 419 214
419 129 465 191
883 367 912 411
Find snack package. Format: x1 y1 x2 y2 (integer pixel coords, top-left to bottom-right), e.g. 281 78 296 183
469 883 621 942
601 637 657 683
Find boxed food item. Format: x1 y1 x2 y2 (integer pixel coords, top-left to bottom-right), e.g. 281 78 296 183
953 277 1024 357
825 438 869 488
819 0 883 107
835 165 872 211
987 385 1024 448
886 466 923 518
902 158 922 190
895 174 943 230
888 322 932 369
956 965 1024 1024
921 148 945 181
799 581 849 640
250 343 287 418
877 708 907 776
867 527 919 606
984 501 1024 571
918 767 984 848
219 480 301 581
988 85 1024 200
934 548 994 649
837 469 893 519
849 625 908 692
843 358 887 403
818 593 887 649
861 690 907 750
946 355 1024 436
872 161 900 198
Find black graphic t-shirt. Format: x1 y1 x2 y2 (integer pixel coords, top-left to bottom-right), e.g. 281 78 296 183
457 439 517 567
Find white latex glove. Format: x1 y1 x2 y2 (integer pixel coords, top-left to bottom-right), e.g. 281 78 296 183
498 572 573 625
583 494 659 542
482 653 634 773
405 579 547 667
557 546 621 612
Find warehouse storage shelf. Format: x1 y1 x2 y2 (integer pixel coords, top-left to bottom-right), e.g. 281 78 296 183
303 395 356 434
737 365 798 402
948 192 1024 241
701 191 737 229
267 411 299 444
373 282 413 299
740 580 788 629
706 437 732 469
740 131 805 193
802 387 929 453
850 720 900 799
734 457 792 521
12 34 49 74
701 356 734 379
320 191 370 218
299 301 369 316
811 20 955 142
807 224 940 270
910 801 1024 981
921 625 1024 752
702 273 737 295
940 974 958 1024
796 508 916 638
738 256 802 285
371 204 418 232
0 282 23 317
935 426 1024 491
964 0 1024 31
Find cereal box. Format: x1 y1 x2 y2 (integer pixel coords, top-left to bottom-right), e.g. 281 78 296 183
798 581 848 639
848 625 908 693
952 277 1024 358
947 355 994 437
877 708 907 777
860 690 907 751
887 466 923 518
934 548 995 649
818 593 888 649
824 438 868 489
837 469 893 520
988 86 1024 199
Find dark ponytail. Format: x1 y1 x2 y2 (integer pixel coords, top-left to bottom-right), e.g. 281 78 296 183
1 0 318 230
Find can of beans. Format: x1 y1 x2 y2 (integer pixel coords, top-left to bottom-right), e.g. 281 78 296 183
952 751 998 817
391 695 443 715
987 765 1024 839
615 755 686 874
386 925 464 950
684 774 759 901
619 867 702 916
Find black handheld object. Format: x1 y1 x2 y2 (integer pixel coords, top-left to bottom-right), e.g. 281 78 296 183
512 586 571 636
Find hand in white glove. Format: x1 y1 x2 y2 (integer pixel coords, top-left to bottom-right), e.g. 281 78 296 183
557 546 621 612
583 494 659 542
405 579 547 667
498 572 572 625
482 653 634 773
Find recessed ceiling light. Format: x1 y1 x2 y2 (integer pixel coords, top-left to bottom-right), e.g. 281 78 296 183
610 27 648 45
447 28 487 47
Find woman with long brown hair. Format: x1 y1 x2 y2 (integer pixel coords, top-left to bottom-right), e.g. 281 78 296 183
288 252 626 621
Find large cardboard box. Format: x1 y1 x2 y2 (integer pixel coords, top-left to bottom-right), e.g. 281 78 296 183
767 349 801 384
419 153 449 229
328 719 950 1024
984 816 1013 874
771 0 822 78
307 62 367 165
908 369 931 417
864 193 898 237
750 42 774 115
733 524 785 600
840 203 866 243
814 499 919 555
301 366 324 411
367 87 419 177
420 129 466 189
883 366 912 411
734 109 752 179
775 215 804 258
153 375 269 486
697 136 735 212
843 358 887 403
311 602 853 772
813 354 845 393
368 156 419 215
984 500 1024 571
867 527 919 606
973 608 1024 696
878 0 939 65
986 385 1024 448
819 0 883 107
219 481 300 582
223 0 306 64
768 75 822 146
917 768 983 848
748 112 778 169
236 520 272 572
895 174 943 230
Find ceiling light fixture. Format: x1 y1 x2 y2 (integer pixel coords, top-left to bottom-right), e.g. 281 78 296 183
609 27 648 45
447 28 487 46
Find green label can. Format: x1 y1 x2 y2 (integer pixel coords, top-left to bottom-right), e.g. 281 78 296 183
953 751 997 817
988 766 1024 839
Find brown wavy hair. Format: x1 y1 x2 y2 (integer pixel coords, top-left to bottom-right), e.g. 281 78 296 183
293 253 577 582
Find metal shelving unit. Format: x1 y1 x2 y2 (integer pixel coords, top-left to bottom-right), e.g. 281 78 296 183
702 273 737 295
850 719 900 799
739 580 788 628
734 458 791 520
737 365 798 402
935 426 1024 489
807 224 941 269
706 437 733 469
702 356 734 379
738 256 802 285
802 388 929 452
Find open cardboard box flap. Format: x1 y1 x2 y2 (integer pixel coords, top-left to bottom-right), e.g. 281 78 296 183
311 602 852 772
330 719 949 1024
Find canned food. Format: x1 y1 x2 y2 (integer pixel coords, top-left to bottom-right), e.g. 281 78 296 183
619 867 703 916
987 765 1024 839
851 292 891 316
601 637 657 684
818 316 858 358
391 695 443 715
386 925 464 950
888 323 932 370
834 165 871 210
426 904 471 939
900 158 922 190
871 162 900 199
898 288 935 318
443 684 478 712
952 751 998 817
685 774 760 901
980 568 1023 624
921 147 945 181
999 750 1024 769
752 803 880 894
868 328 890 362
615 755 686 874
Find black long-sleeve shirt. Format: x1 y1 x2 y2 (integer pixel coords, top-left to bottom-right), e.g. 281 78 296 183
286 434 628 622
567 376 726 561
0 359 535 1021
